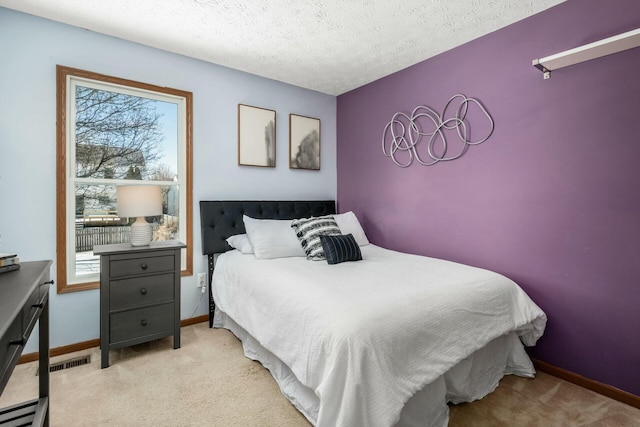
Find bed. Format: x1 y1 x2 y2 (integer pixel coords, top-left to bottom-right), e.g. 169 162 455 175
200 200 546 427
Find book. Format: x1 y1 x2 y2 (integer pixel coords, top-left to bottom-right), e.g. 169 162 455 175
0 263 20 274
0 256 19 267
0 253 17 260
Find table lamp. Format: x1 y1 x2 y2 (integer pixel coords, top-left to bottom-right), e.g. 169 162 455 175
116 185 162 246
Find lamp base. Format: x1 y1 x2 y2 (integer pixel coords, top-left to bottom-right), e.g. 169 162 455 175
130 217 152 246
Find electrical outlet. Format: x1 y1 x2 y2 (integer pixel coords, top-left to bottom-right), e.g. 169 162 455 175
197 273 206 289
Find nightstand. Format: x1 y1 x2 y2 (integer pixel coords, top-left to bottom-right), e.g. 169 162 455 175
94 240 185 368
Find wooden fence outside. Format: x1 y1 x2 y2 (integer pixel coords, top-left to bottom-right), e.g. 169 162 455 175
75 224 159 252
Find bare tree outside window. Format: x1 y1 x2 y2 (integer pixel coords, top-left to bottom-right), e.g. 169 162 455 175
75 87 164 180
73 87 176 218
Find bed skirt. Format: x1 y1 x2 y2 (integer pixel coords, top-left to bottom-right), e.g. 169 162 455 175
214 309 536 426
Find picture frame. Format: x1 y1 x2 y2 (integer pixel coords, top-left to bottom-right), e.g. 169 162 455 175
289 114 321 170
238 104 276 167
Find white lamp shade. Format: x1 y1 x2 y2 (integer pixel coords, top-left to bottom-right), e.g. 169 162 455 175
116 185 163 218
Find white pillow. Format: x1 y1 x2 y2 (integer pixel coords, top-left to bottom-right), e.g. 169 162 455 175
333 211 370 246
226 234 254 254
242 215 306 259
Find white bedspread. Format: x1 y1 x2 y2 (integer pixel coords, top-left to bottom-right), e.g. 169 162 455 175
212 244 546 427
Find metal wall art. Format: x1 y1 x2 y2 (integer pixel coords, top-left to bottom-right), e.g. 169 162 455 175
382 94 494 168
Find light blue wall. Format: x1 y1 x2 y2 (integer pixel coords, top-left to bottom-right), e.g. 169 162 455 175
0 8 337 352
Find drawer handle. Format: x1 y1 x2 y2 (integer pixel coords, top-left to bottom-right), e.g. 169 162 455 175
141 319 148 327
10 338 25 346
140 288 147 295
42 280 54 286
32 303 44 309
140 263 148 270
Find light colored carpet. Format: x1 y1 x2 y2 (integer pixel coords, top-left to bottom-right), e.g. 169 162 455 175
1 322 638 426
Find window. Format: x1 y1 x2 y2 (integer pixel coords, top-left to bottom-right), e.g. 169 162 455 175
56 66 193 293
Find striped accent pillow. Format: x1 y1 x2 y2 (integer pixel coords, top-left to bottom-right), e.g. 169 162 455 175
319 234 363 265
291 215 341 260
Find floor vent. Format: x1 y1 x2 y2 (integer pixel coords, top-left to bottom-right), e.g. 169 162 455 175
36 355 91 376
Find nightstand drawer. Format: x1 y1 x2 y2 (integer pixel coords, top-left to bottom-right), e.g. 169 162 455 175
110 304 174 344
110 255 174 278
110 273 174 311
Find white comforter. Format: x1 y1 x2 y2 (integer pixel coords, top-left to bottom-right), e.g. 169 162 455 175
212 244 546 427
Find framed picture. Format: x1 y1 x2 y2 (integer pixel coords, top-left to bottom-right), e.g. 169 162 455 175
238 104 276 167
289 114 321 170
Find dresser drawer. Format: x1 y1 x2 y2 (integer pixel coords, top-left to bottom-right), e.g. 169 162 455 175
38 271 51 300
110 303 174 344
110 254 174 278
22 285 44 337
1 285 42 371
110 273 174 311
0 316 22 379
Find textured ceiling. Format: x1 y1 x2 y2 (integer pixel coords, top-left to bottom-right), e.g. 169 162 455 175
1 0 564 95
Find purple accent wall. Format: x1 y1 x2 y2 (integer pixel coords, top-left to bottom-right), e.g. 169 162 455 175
337 0 640 396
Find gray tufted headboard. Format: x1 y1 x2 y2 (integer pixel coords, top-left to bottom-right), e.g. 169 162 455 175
199 200 336 326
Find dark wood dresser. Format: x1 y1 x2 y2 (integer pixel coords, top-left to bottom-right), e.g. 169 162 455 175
0 260 53 426
94 241 185 368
